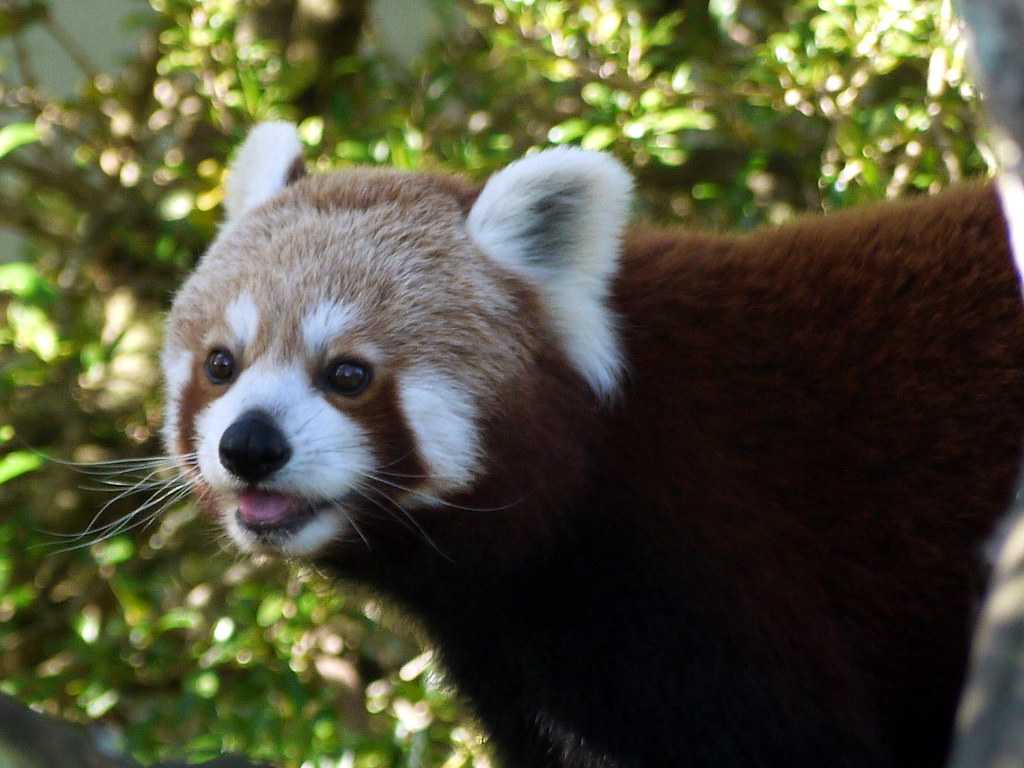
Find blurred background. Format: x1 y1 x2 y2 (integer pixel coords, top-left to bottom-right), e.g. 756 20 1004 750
0 0 996 766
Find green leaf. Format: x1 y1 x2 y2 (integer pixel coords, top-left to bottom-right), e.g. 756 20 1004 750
7 303 59 361
652 109 716 132
158 607 202 631
85 689 119 718
237 66 261 117
298 116 324 146
0 262 56 304
159 190 194 221
593 10 621 42
581 125 618 151
0 123 39 159
190 670 220 698
649 10 685 46
110 575 152 626
692 182 721 200
93 537 135 566
257 593 284 626
548 118 589 144
0 451 43 485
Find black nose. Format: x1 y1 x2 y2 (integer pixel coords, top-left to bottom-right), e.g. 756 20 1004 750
219 412 292 484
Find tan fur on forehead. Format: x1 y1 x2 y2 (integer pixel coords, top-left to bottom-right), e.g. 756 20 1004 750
166 166 542 398
283 166 482 216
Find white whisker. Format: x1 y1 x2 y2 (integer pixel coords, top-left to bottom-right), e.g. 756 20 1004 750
42 485 194 554
358 482 453 563
362 472 521 513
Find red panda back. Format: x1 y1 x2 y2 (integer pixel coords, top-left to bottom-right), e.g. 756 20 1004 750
610 182 1024 764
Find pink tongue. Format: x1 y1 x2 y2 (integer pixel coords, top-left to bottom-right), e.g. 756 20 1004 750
238 491 298 526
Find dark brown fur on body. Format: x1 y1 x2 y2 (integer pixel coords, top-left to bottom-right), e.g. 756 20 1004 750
312 183 1024 767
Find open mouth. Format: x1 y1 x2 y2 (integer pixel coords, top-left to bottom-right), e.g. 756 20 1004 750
235 490 327 538
227 489 350 557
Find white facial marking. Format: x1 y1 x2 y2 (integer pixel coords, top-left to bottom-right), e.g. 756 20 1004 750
194 361 374 553
301 301 359 356
467 146 634 399
279 514 344 557
160 347 193 455
196 362 374 495
399 368 481 495
222 509 255 554
224 121 303 222
226 293 260 350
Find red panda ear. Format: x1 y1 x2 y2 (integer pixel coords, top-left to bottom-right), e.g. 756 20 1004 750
224 122 305 223
467 147 634 399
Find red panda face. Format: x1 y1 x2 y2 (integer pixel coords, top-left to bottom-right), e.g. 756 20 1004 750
162 123 633 558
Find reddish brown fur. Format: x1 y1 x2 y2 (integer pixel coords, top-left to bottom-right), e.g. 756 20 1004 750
308 182 1024 767
604 182 1024 763
171 165 1024 766
336 374 430 488
291 168 481 217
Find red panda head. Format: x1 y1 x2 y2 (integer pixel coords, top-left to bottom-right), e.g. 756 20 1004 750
162 122 633 557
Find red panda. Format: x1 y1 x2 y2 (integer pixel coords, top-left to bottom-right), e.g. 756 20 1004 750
162 122 1024 767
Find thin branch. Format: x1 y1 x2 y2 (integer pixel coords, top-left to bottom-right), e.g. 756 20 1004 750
12 34 39 89
0 87 103 153
43 12 98 80
0 204 72 248
3 153 103 206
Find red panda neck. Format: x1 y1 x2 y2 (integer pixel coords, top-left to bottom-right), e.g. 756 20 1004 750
320 181 1024 768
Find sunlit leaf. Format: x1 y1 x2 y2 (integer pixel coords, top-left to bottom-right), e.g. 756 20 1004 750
581 125 617 151
548 118 588 144
75 605 102 644
93 537 135 566
0 451 43 485
298 116 324 146
158 608 202 631
652 108 716 132
257 593 284 627
159 190 194 221
85 689 119 718
7 303 59 361
0 123 39 159
0 262 56 304
190 670 220 698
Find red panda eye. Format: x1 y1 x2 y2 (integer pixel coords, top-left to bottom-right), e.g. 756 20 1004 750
325 360 371 396
205 349 235 384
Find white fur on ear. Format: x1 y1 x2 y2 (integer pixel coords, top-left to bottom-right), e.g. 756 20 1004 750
998 173 1024 283
467 147 634 398
224 122 304 222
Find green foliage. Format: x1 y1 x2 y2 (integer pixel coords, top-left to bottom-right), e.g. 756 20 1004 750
0 0 992 765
